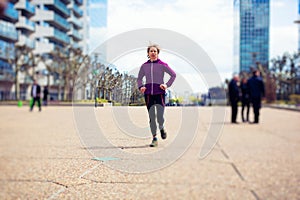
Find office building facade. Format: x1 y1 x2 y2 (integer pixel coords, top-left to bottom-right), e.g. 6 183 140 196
80 0 89 54
0 0 20 99
32 0 85 55
89 0 107 55
234 0 270 72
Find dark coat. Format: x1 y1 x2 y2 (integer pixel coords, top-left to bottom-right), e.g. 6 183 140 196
31 84 41 97
228 79 240 103
247 75 265 100
43 87 49 100
240 82 250 103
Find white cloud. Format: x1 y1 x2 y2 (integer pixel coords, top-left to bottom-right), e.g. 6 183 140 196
89 27 108 53
270 0 298 58
270 25 298 57
272 0 285 7
90 3 106 9
104 1 234 79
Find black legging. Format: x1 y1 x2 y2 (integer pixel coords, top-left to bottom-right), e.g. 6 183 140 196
241 99 250 121
144 94 165 136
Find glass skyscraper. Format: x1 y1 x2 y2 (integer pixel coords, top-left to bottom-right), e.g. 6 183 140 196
89 0 107 61
89 0 107 28
234 0 270 73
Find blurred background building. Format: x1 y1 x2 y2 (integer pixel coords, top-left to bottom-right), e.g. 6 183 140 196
234 0 270 73
0 0 88 100
89 0 107 57
0 0 19 99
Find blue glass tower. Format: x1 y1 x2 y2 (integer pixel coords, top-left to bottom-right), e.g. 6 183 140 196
234 0 270 73
89 0 107 59
90 0 107 28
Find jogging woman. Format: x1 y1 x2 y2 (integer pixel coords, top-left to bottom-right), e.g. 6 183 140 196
137 44 176 147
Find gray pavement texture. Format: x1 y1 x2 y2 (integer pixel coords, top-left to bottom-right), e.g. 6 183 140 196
0 105 299 200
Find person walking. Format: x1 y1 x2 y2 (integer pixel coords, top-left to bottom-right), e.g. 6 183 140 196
247 70 265 123
228 74 240 124
137 44 176 147
240 77 250 122
43 86 49 106
30 80 41 112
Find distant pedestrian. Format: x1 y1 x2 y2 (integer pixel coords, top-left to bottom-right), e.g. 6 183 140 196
247 70 265 123
137 44 176 147
43 86 49 106
240 77 250 122
228 74 240 124
30 80 41 112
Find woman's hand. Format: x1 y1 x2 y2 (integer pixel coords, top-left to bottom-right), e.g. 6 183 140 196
140 87 146 93
160 84 167 90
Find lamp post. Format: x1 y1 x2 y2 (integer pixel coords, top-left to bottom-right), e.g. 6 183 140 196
251 52 259 70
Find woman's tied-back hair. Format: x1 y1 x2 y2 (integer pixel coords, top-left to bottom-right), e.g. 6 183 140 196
147 44 160 54
147 44 160 59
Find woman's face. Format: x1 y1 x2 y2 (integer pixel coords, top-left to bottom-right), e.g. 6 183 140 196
148 47 158 61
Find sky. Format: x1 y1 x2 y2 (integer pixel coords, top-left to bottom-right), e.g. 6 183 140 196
89 0 298 94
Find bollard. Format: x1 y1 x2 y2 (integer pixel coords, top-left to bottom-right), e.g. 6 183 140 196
29 98 33 108
18 100 23 107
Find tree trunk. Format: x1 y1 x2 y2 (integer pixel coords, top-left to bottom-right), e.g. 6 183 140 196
82 83 86 100
265 74 276 103
108 90 112 101
63 78 68 101
47 74 50 87
58 83 62 101
103 89 106 100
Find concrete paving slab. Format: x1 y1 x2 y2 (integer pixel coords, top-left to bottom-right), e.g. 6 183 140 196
0 106 299 199
56 182 255 200
0 181 64 200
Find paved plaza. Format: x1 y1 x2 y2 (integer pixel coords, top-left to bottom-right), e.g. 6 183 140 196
0 105 299 199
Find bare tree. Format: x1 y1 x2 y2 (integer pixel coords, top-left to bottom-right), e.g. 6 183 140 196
6 45 37 100
43 47 66 101
42 47 91 101
270 51 300 101
64 48 90 101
